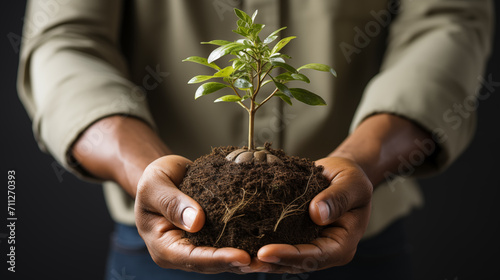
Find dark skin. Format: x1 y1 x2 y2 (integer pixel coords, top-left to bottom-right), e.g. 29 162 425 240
72 113 433 274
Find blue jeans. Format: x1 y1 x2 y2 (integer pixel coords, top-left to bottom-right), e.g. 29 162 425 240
105 219 412 280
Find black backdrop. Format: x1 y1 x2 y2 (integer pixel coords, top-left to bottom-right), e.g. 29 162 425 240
1 1 499 279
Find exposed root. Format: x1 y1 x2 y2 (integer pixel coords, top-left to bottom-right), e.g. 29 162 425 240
215 188 257 245
273 168 315 232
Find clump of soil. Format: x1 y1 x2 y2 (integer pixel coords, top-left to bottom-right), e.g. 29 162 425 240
179 145 330 256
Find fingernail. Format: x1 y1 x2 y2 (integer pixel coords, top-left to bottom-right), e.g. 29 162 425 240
259 255 280 263
256 266 270 273
240 265 270 273
182 207 197 229
230 261 247 267
239 266 253 273
316 200 331 223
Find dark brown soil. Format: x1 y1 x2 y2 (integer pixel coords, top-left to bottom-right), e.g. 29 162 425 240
178 145 330 256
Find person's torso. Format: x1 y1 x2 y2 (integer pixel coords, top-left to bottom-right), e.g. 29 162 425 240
121 0 392 160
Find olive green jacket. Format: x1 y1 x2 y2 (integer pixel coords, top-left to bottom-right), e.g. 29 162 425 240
18 0 493 238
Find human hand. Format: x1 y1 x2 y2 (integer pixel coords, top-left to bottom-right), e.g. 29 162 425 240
134 155 252 273
246 157 373 274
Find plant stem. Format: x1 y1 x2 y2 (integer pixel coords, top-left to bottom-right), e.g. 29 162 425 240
247 57 261 151
248 103 255 151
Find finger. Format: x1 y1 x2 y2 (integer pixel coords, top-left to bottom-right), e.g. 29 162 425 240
311 158 372 225
149 224 252 273
136 155 205 232
257 209 370 271
154 155 193 185
239 257 304 274
137 206 251 274
257 242 338 272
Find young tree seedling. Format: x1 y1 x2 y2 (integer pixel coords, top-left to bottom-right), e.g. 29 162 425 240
183 9 336 163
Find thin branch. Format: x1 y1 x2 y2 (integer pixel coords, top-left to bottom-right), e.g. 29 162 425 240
252 72 259 80
251 60 263 100
259 65 274 84
241 50 258 62
255 88 279 110
230 83 242 98
229 84 250 112
250 64 258 73
237 101 249 111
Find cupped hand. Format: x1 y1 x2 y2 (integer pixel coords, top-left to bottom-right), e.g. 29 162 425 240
134 155 252 274
248 157 373 274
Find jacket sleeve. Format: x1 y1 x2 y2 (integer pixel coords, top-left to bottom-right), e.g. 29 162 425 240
350 0 494 173
17 0 156 176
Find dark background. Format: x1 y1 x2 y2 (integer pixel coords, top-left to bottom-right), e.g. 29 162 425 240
1 1 499 280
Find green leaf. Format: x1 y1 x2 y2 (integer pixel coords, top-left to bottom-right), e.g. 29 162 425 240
271 36 296 54
213 66 235 77
251 10 258 22
214 95 242 103
271 61 298 73
201 40 233 46
237 19 249 28
182 56 221 70
233 28 248 37
234 8 252 24
275 93 293 106
273 81 291 98
188 75 214 84
261 79 274 87
264 35 278 45
297 63 337 77
239 26 250 34
289 88 326 105
291 73 310 83
269 56 285 63
232 59 245 71
234 78 253 89
274 72 294 82
264 27 287 44
270 53 292 59
274 72 310 84
261 62 272 74
255 34 262 44
250 24 265 38
236 39 253 46
195 82 228 99
208 43 247 63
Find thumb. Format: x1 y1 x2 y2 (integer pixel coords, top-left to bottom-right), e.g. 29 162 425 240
162 188 206 233
310 157 372 226
309 186 351 226
136 155 205 233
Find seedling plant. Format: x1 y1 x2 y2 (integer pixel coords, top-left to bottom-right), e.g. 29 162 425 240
183 9 336 152
180 9 336 254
